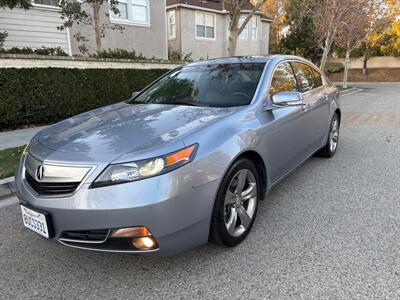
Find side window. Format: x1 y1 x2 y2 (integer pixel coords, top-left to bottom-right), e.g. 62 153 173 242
312 68 323 87
292 62 315 93
269 62 298 98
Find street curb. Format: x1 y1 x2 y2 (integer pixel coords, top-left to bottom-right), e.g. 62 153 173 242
339 87 357 95
339 87 364 96
0 196 18 208
0 176 16 198
333 82 400 85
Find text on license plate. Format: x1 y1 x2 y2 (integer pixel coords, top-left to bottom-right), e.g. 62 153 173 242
20 205 49 238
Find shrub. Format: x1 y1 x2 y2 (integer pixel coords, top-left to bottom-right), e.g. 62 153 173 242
0 68 168 130
0 46 68 56
168 50 193 62
325 62 344 73
90 48 147 60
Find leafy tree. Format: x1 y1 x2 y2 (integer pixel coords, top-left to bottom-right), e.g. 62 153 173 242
0 0 31 9
372 20 400 57
280 0 321 62
334 6 369 88
307 0 365 72
0 31 8 48
364 0 399 64
359 0 391 75
259 0 287 54
58 0 124 54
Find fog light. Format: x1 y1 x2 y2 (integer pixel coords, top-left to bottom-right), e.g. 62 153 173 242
110 226 158 250
110 226 150 238
132 236 157 250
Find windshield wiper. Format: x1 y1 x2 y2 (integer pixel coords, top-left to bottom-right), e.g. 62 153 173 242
169 101 198 106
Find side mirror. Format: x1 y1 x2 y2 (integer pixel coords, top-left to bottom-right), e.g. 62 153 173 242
271 92 304 108
131 91 140 98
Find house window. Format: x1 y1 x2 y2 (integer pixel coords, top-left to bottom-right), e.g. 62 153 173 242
33 0 58 7
195 11 215 39
132 0 148 23
251 16 258 40
110 0 149 26
239 15 248 40
168 10 176 39
110 0 128 20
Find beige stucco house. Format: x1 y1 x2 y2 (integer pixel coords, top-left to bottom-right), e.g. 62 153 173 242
166 0 273 60
0 0 168 59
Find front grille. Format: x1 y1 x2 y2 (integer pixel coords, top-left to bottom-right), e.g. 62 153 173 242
60 229 109 242
25 171 80 195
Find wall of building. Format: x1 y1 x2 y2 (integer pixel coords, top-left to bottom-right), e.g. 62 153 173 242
0 7 70 54
69 0 168 59
178 8 226 60
167 8 182 55
170 8 271 60
235 21 270 56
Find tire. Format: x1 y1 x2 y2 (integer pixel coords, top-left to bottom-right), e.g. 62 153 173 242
315 112 340 158
210 158 260 247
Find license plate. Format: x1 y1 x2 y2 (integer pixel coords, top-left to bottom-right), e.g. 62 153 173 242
20 205 50 238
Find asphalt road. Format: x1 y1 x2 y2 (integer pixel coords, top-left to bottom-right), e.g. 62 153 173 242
1 83 400 299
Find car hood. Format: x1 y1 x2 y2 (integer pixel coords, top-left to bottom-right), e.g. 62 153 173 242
37 102 237 163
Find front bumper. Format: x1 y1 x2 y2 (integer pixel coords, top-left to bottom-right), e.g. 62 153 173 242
15 155 221 256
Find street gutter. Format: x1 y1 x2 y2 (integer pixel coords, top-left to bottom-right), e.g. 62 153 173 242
0 196 18 208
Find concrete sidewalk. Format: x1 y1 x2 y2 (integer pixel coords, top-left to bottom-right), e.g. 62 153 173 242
0 126 46 150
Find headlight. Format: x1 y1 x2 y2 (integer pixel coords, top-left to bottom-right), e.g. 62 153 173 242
91 144 198 188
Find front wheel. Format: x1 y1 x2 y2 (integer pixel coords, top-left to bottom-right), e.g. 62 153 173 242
315 112 340 158
210 158 260 247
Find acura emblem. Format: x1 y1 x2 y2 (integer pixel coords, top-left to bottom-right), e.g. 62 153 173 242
35 165 45 181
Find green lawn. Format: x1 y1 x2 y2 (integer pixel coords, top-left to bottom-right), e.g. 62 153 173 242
0 145 26 179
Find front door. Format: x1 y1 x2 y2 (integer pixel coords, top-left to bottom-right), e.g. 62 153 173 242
258 62 313 183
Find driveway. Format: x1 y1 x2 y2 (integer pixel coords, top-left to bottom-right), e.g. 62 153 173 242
1 83 399 299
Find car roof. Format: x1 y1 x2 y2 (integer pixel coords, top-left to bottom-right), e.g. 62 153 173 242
184 55 309 67
185 56 273 66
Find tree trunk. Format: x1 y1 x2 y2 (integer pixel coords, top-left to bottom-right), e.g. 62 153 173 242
319 12 337 73
228 29 239 56
275 28 280 53
93 1 102 52
320 32 334 72
343 48 350 89
320 47 329 73
362 47 369 76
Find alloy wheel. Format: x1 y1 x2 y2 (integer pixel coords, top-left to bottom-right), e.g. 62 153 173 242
329 116 339 153
224 169 257 237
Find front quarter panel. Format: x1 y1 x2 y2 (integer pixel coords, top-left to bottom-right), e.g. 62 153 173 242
182 108 270 200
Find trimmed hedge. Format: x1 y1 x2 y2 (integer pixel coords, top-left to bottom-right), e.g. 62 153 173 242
324 62 344 73
0 68 169 130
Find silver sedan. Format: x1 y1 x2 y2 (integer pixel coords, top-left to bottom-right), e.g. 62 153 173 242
15 55 340 255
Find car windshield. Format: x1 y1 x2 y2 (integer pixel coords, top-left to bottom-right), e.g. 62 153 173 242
129 63 265 107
